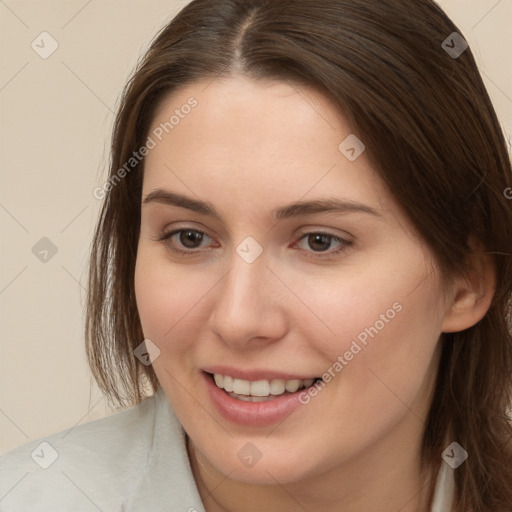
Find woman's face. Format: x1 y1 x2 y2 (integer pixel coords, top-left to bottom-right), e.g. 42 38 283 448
135 75 453 485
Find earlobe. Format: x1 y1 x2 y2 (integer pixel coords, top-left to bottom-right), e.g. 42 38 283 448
441 238 496 333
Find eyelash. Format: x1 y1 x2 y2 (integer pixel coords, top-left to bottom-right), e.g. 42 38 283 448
155 228 352 259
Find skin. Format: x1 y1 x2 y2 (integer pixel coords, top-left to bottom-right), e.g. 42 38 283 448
134 75 495 512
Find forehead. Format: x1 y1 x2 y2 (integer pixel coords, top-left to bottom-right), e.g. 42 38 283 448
148 75 343 153
141 75 393 220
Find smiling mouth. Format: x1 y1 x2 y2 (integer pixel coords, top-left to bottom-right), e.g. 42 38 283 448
206 371 321 402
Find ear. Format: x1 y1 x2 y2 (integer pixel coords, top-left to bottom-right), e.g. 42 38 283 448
441 237 496 333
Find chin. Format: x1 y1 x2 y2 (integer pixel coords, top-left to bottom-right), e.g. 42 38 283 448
201 441 324 485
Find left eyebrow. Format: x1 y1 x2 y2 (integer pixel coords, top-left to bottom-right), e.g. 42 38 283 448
142 189 383 220
273 198 383 220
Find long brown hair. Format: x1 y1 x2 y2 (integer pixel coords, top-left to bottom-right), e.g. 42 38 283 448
85 0 512 509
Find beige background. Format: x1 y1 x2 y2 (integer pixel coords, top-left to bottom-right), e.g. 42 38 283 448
1 0 511 454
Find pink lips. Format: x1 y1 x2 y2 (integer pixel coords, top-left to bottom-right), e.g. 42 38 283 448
202 370 312 427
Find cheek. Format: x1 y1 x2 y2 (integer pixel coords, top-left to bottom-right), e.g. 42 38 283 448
283 250 441 363
321 282 443 432
286 281 443 470
134 246 213 350
290 252 444 416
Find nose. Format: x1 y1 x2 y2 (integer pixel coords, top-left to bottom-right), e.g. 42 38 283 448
208 250 289 350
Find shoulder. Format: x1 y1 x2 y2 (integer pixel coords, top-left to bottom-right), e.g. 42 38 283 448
0 389 203 511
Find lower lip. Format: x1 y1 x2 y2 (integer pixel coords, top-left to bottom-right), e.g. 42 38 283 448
202 372 309 427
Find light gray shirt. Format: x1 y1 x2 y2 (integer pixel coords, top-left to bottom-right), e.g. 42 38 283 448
0 388 454 511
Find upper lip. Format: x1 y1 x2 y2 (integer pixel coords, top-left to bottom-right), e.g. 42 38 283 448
202 366 319 382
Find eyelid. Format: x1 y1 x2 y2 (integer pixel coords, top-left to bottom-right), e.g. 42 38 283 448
295 225 353 240
157 221 215 241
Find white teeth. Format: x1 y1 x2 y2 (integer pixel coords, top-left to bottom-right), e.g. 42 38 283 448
212 373 317 398
233 378 250 395
250 379 270 397
214 374 223 388
284 379 301 393
269 379 285 395
227 392 276 402
223 375 234 392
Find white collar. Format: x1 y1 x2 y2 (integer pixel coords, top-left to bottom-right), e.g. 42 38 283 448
431 460 455 511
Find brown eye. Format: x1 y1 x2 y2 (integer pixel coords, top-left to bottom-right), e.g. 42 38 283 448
307 234 333 252
157 228 213 254
295 232 351 259
179 230 204 248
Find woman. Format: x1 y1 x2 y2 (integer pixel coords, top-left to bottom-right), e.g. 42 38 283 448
2 0 511 510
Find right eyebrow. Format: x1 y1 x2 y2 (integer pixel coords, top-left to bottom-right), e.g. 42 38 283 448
142 189 221 219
